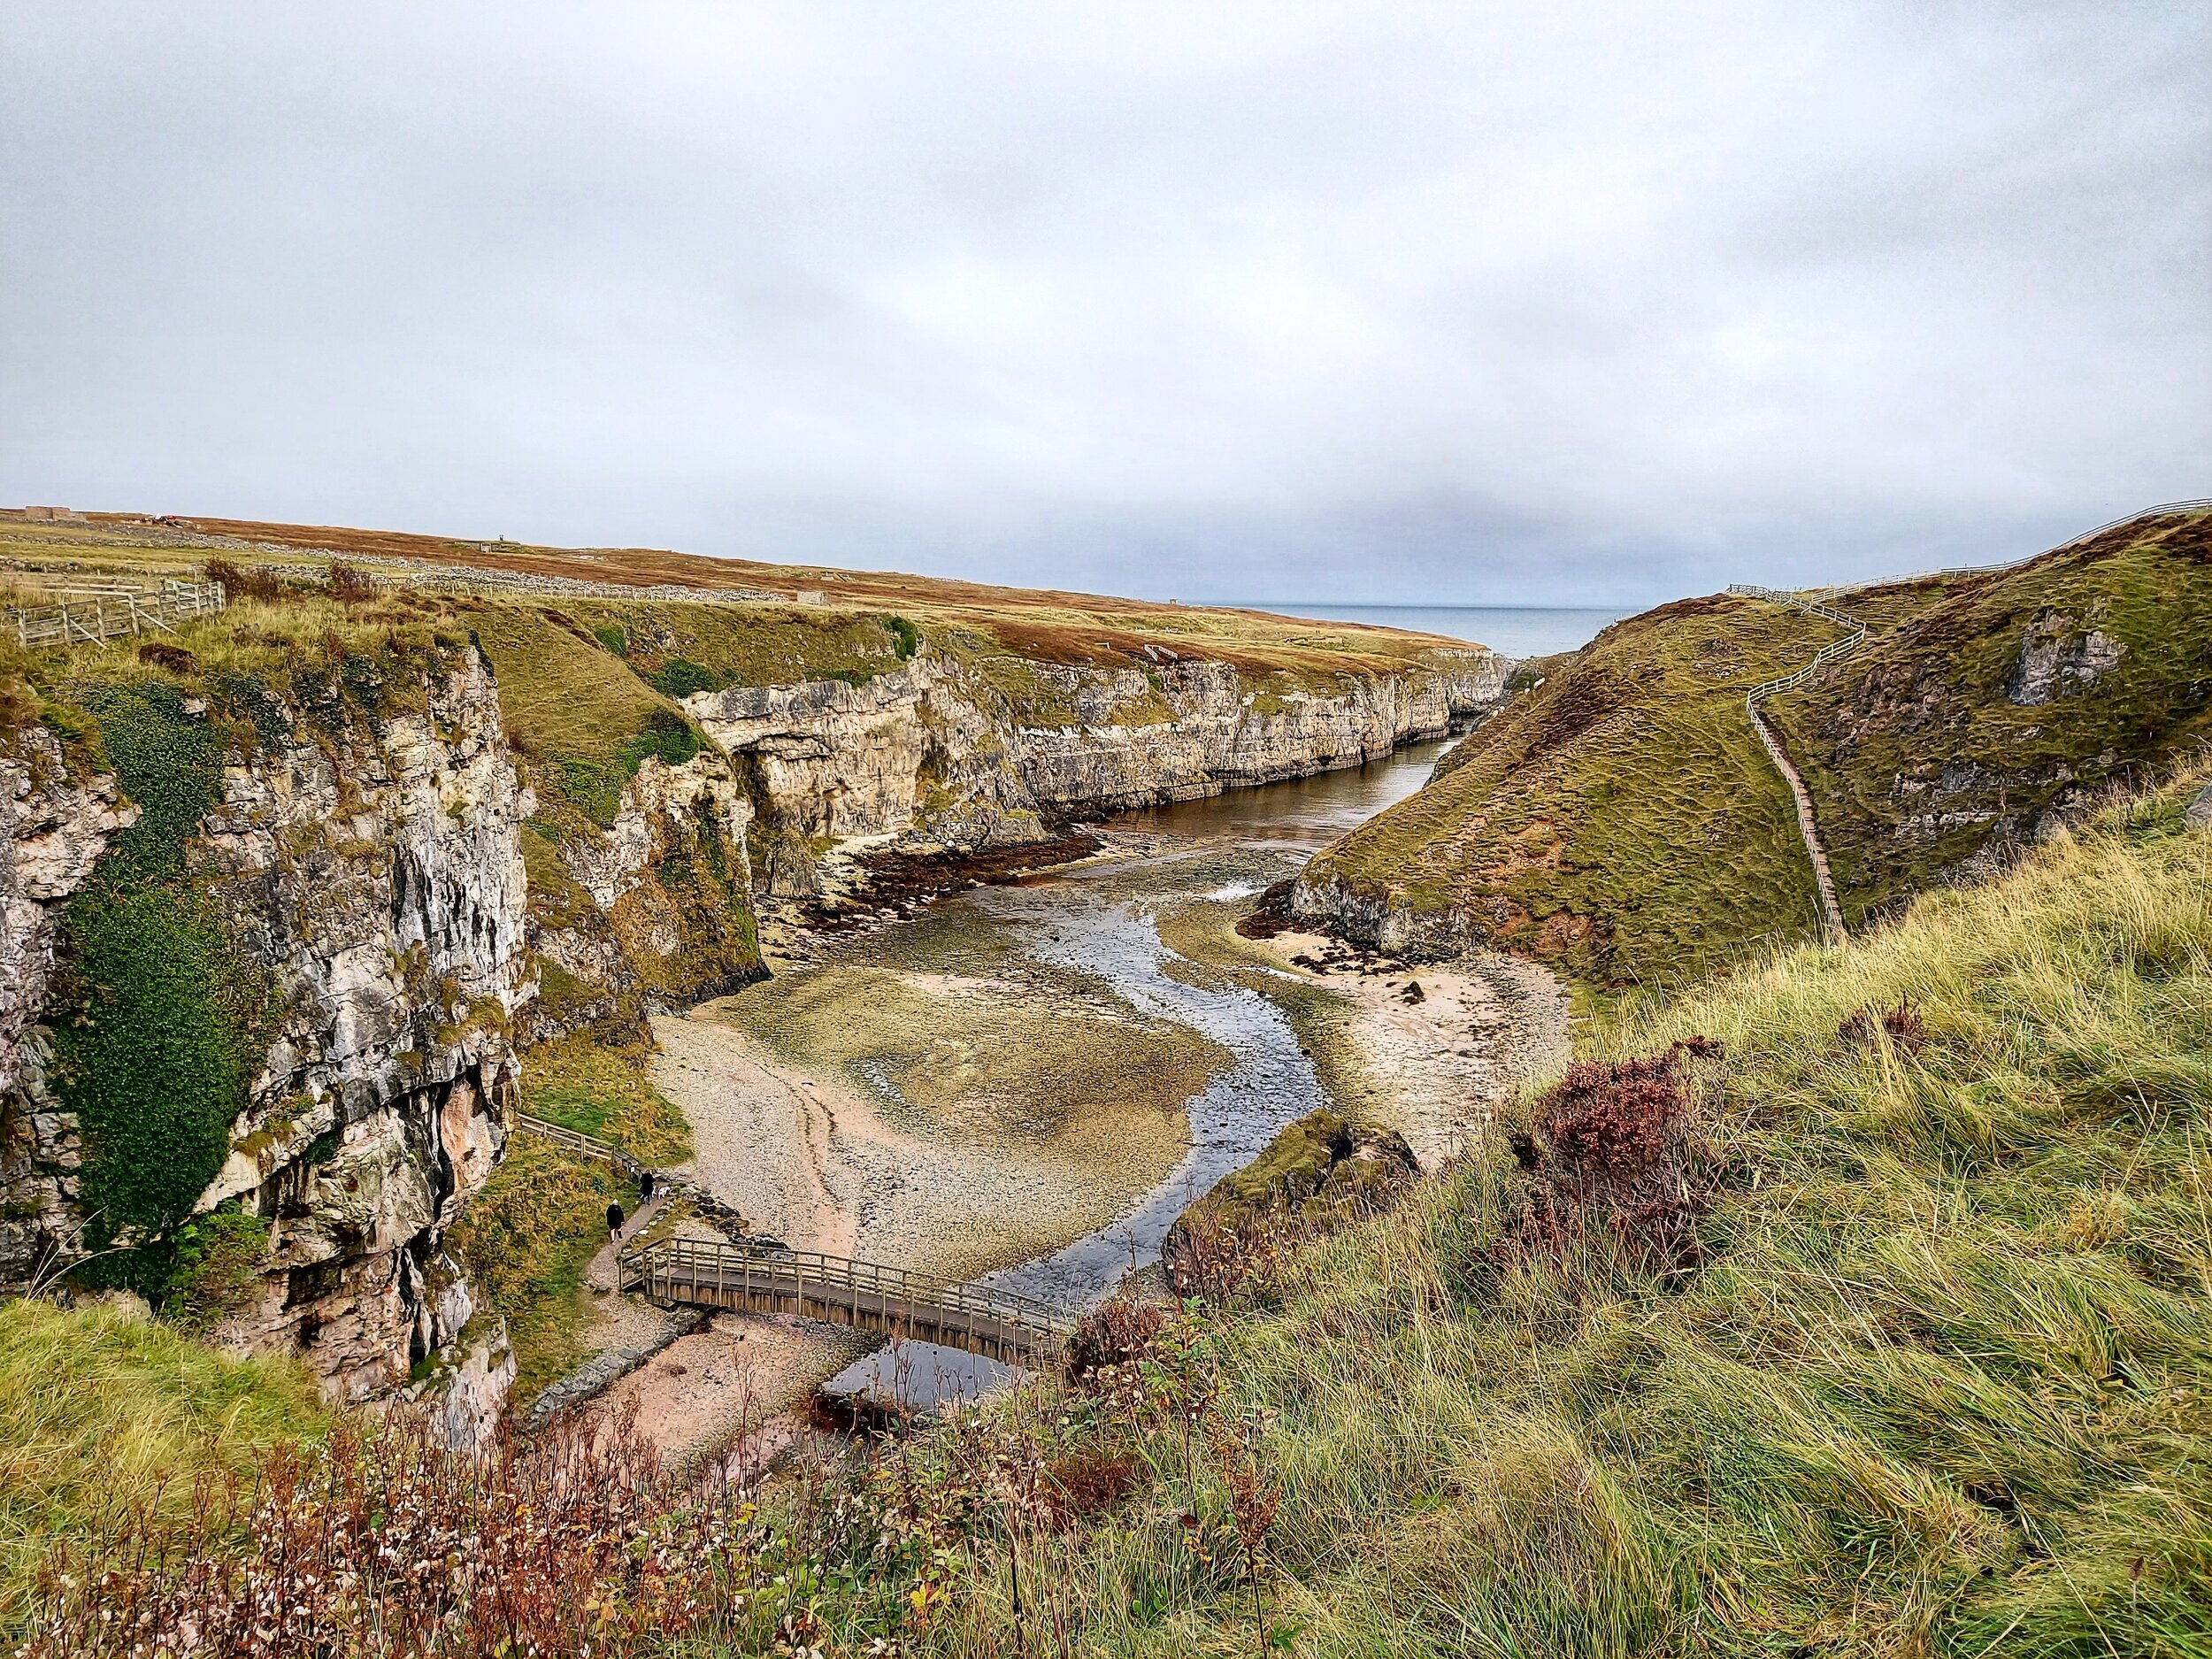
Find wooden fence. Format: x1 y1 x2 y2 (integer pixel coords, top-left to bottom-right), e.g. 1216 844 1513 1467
4 580 227 649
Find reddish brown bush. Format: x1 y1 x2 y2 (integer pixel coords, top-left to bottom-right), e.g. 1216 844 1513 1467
24 1403 769 1659
1509 1038 1719 1274
202 557 285 602
326 561 379 603
1063 1294 1166 1381
1839 998 1927 1053
1042 1446 1146 1529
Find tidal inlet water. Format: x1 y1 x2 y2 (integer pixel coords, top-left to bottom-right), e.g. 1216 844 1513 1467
662 737 1492 1406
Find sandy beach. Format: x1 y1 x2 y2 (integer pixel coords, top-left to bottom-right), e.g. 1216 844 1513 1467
651 988 1199 1281
1248 928 1571 1163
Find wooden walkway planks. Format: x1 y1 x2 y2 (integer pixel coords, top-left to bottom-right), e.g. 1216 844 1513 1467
619 1236 1075 1369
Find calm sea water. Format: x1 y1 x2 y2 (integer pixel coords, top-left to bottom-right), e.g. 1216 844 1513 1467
1244 603 1626 659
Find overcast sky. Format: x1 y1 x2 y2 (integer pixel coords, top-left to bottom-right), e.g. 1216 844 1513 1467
2 4 2206 604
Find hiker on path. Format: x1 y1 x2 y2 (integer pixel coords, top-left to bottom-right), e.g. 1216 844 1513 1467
639 1170 654 1203
606 1201 625 1244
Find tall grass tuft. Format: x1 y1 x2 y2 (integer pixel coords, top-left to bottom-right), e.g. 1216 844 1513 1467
0 1301 321 1620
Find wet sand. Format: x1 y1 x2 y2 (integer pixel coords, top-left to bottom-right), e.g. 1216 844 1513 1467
651 990 1200 1280
583 1312 871 1471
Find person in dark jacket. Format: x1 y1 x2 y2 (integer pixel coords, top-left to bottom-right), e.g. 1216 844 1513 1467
606 1201 625 1244
639 1170 655 1203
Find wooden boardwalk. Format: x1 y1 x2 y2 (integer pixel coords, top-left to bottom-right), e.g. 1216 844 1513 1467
618 1236 1076 1369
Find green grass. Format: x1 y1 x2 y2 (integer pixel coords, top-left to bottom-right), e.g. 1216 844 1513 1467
446 1033 682 1400
1769 512 2212 927
518 1032 691 1163
0 1299 322 1617
560 597 920 694
1301 594 1832 992
463 603 699 827
45 684 272 1267
916 764 2212 1655
444 1138 628 1403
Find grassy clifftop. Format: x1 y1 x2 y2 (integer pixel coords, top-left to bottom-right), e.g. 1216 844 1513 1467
4 511 1482 692
1298 593 1836 990
1299 507 2212 994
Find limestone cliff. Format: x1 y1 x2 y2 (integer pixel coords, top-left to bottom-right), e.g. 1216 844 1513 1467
0 649 534 1411
0 627 772 1418
689 647 1507 851
184 647 533 1405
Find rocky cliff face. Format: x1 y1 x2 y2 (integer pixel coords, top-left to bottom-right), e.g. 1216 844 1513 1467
0 729 138 1274
523 750 761 1036
689 648 1507 851
185 648 533 1406
1767 519 2212 923
0 649 535 1417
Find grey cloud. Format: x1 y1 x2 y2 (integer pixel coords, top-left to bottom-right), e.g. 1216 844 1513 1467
1 1 2205 605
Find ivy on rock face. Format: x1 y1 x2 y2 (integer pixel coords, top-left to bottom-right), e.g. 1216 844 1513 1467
547 706 703 826
52 683 270 1281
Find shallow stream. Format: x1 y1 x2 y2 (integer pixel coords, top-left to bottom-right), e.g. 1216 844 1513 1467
777 738 1459 1406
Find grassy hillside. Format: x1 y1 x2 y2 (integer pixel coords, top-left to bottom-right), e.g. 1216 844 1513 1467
447 1033 686 1399
1767 509 2212 926
918 765 2212 1655
1300 508 2211 995
0 1300 322 1615
1299 593 1835 991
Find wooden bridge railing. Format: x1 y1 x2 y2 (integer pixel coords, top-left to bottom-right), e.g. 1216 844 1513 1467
619 1236 1077 1368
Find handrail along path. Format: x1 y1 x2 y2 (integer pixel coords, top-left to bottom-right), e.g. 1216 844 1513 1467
1724 499 2212 949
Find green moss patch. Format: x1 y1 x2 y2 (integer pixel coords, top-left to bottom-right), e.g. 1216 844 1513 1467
47 685 273 1276
729 963 1228 1148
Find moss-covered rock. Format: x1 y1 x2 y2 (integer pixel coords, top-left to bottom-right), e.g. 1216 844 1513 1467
1161 1109 1417 1294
